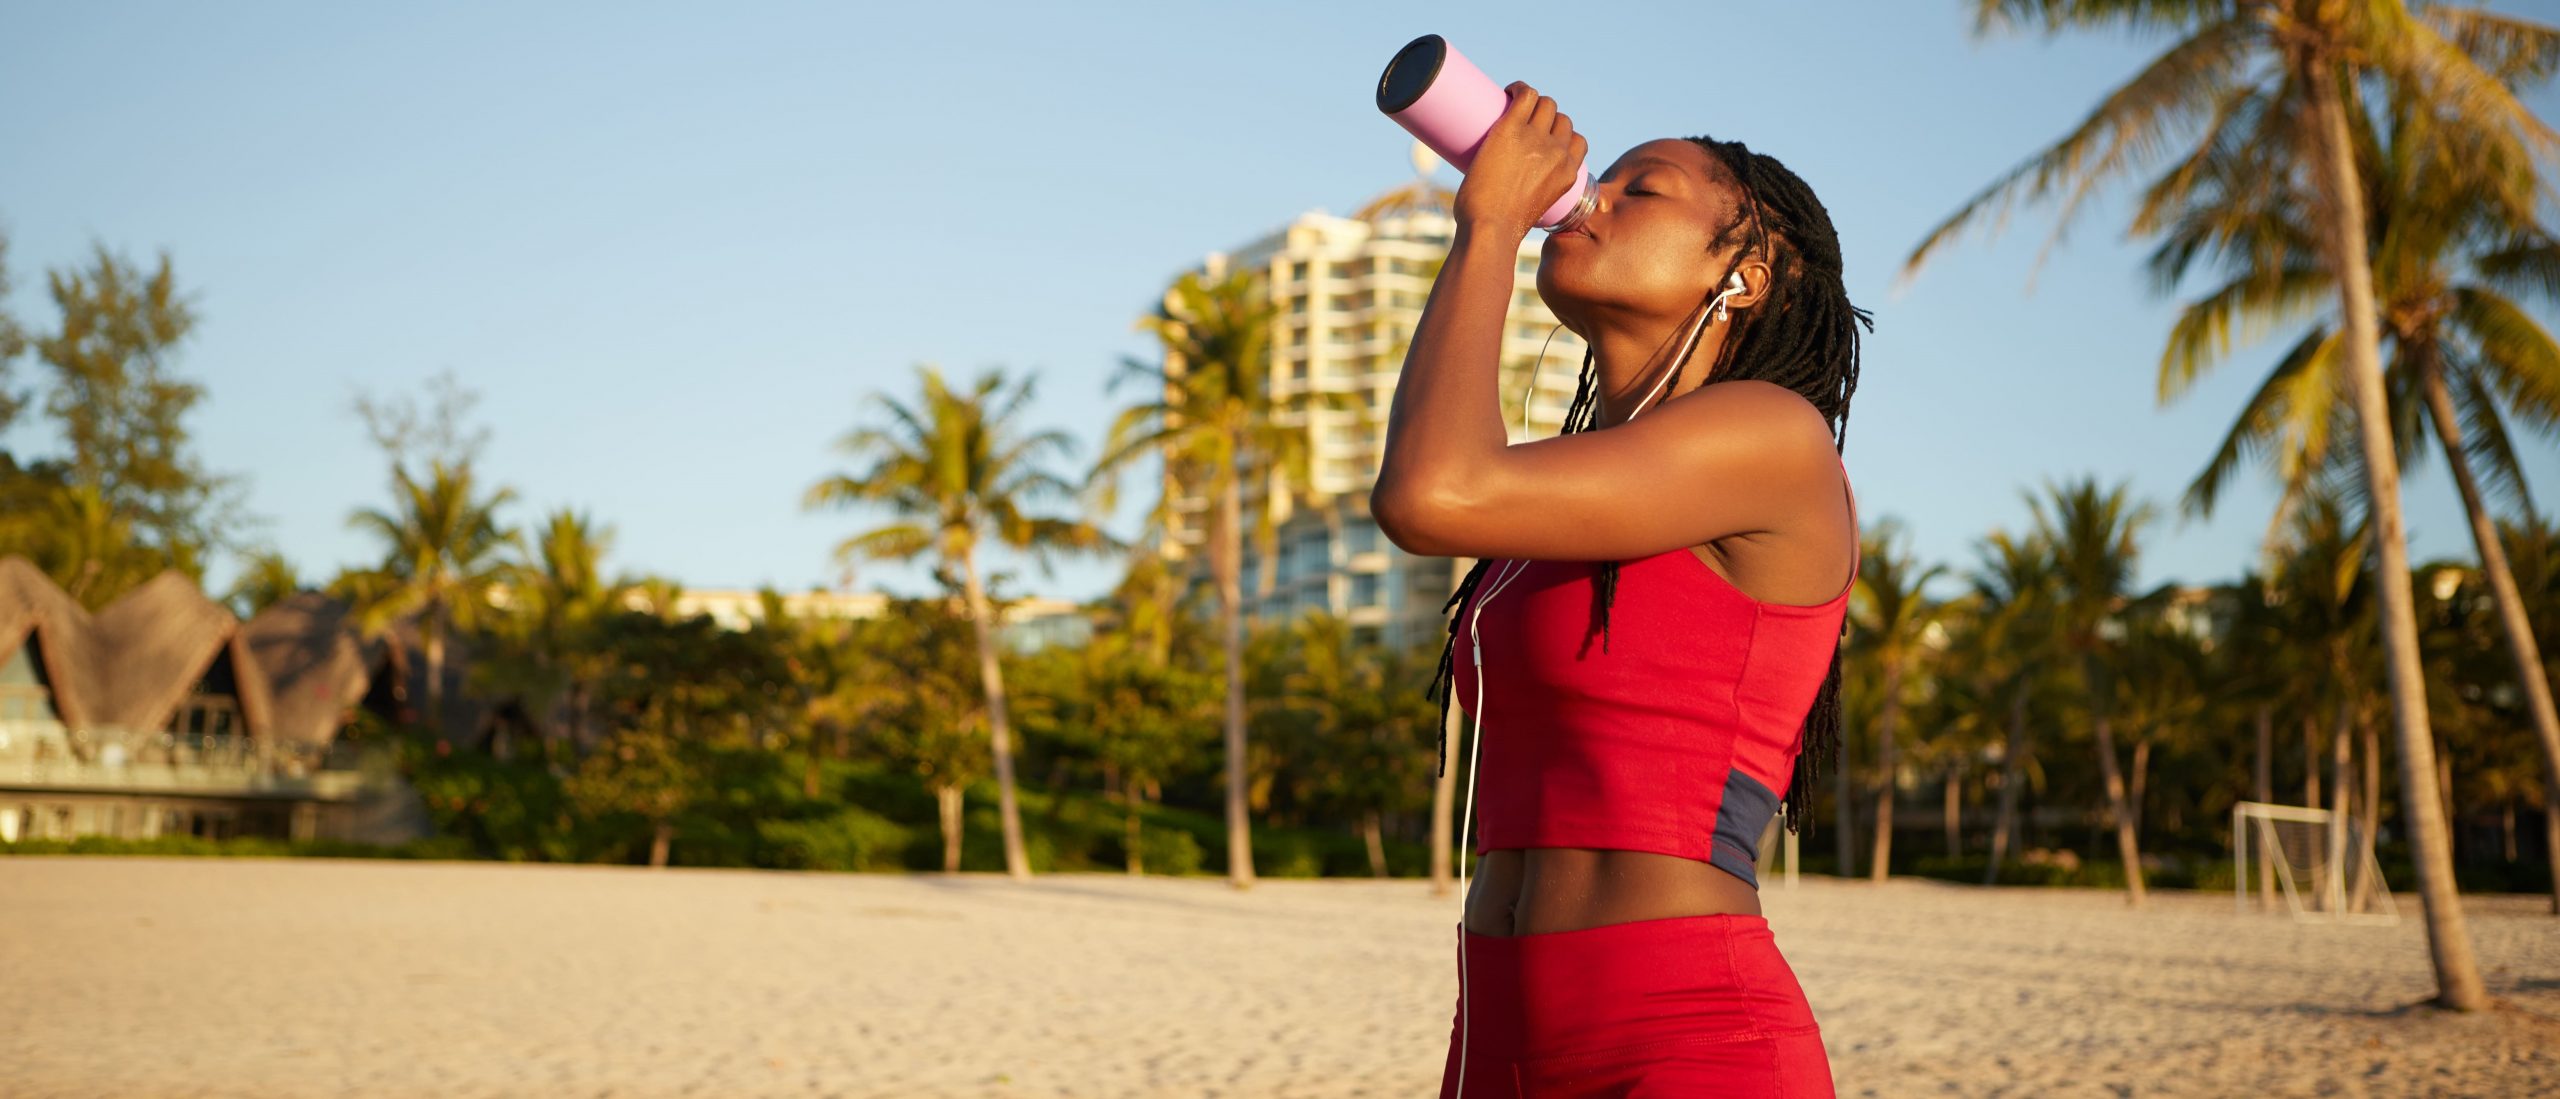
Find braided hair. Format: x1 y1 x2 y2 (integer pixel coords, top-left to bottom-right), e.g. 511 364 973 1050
1421 135 1872 838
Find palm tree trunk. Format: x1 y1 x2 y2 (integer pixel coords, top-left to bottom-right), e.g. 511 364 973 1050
2355 712 2383 914
2130 738 2152 842
2547 800 2559 916
2087 655 2145 906
1041 756 1072 831
2308 62 2486 1009
2096 713 2146 906
1944 765 1962 857
2305 712 2324 810
937 782 963 872
1870 660 1904 882
803 720 825 801
1986 679 2028 885
2441 753 2457 861
1835 717 1857 877
1124 783 1146 876
425 602 448 750
2256 703 2277 909
959 549 1031 880
2419 360 2560 916
1364 808 1389 878
648 820 672 868
1219 465 1255 888
1431 556 1470 898
2330 693 2354 915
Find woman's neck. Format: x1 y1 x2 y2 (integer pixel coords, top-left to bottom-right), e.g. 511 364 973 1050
1587 310 1728 428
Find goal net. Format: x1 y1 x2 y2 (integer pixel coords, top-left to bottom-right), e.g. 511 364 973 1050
2230 800 2398 925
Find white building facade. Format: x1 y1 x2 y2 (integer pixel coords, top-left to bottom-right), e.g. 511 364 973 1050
1160 186 1582 654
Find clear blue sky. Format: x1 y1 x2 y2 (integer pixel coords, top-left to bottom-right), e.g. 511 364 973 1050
4 1 2555 606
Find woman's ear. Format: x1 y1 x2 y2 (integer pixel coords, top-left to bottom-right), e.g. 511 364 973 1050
1729 258 1775 311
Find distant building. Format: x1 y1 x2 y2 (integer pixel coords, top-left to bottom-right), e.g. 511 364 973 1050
1157 181 1581 653
998 598 1094 655
499 583 1092 655
663 587 887 631
0 557 428 845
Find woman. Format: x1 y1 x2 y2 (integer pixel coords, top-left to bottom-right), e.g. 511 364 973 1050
1372 81 1867 1096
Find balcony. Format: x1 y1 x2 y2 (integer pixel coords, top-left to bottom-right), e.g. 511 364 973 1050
0 722 375 802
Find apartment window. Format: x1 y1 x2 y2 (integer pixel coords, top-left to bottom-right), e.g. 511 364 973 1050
1348 523 1380 555
1352 573 1381 607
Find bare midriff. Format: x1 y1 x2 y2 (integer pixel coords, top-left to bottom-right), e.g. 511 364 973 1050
1461 847 1760 938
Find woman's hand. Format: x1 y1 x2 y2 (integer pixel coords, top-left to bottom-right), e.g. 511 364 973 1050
1452 81 1588 240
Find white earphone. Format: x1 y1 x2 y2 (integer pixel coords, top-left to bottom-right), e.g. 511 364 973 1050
1629 269 1748 421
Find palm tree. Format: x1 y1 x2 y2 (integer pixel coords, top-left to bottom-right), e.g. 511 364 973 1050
1849 518 1948 882
2024 476 2156 905
2495 514 2560 910
1900 0 2546 1010
805 363 1118 880
1089 267 1355 889
345 458 518 746
2110 590 2216 853
490 508 634 760
2144 38 2560 913
2211 565 2308 906
2265 476 2390 912
224 547 301 619
1964 527 2061 882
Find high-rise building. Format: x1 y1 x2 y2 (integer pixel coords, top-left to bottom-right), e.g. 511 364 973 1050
1153 179 1585 655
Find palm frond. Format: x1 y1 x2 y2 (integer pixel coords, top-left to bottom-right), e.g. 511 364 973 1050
1902 15 2255 284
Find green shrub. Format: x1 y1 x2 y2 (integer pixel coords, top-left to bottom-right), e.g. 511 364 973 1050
756 806 911 872
1256 831 1326 878
1133 827 1203 875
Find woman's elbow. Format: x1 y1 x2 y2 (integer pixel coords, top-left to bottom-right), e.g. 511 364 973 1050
1371 477 1461 557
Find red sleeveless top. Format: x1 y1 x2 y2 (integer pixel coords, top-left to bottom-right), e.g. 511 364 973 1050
1449 455 1857 888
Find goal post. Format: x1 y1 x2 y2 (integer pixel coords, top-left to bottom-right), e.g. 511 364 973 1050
2230 800 2398 925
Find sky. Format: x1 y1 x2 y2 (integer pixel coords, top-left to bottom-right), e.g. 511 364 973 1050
3 1 2558 607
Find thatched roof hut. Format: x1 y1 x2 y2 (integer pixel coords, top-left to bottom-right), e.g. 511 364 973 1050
87 571 275 736
0 556 96 726
241 593 373 750
4 554 551 753
0 557 275 737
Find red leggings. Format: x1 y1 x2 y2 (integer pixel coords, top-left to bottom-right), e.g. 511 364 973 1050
1439 913 1835 1098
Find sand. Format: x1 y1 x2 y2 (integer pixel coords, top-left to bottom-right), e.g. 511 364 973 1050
1 856 2553 1098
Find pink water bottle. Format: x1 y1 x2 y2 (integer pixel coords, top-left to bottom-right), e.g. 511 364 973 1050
1375 33 1598 234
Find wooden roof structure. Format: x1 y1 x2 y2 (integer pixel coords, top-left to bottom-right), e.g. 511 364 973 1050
1 555 411 747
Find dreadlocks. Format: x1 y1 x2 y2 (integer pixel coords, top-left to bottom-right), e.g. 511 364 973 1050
1422 135 1872 838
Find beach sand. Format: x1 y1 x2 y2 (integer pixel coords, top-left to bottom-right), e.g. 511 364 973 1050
1 856 2553 1097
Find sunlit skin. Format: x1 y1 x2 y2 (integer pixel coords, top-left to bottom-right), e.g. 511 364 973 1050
1372 84 1855 937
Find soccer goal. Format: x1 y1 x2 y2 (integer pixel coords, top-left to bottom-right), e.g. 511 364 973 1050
2230 801 2399 925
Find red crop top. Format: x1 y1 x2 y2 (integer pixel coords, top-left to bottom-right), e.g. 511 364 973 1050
1449 455 1857 888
